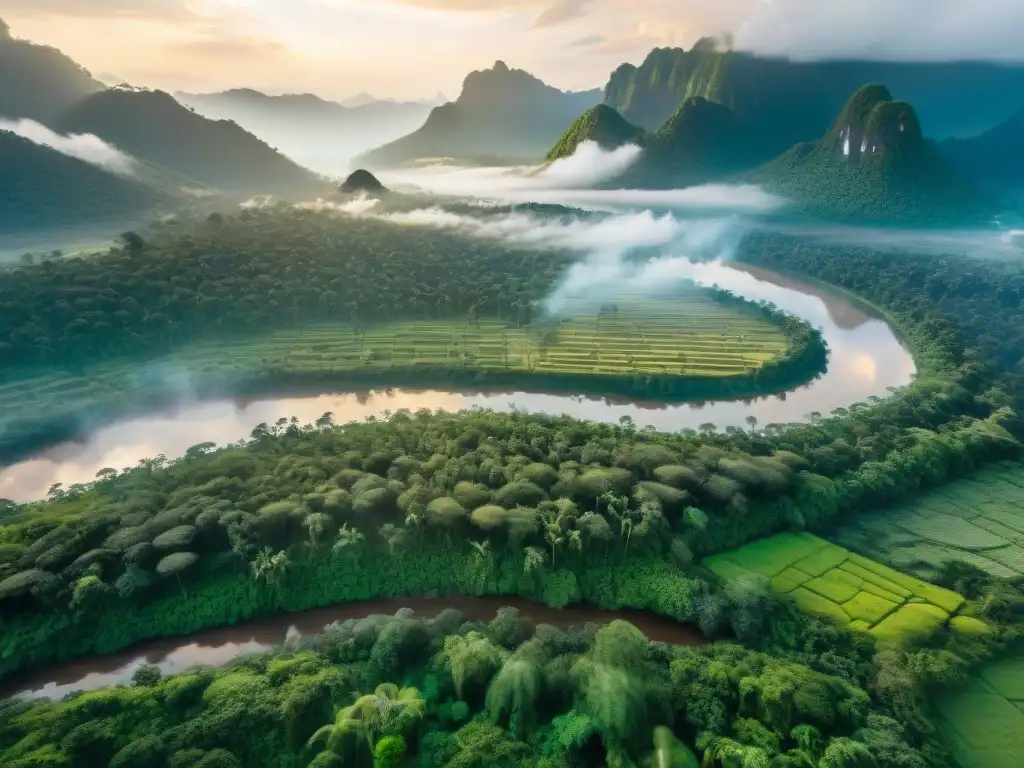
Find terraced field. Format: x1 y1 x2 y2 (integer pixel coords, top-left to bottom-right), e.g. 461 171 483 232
147 295 787 379
934 655 1024 768
530 296 788 377
704 532 984 645
832 462 1024 580
0 295 795 449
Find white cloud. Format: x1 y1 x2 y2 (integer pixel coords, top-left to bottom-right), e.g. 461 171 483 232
734 0 1024 61
0 118 137 176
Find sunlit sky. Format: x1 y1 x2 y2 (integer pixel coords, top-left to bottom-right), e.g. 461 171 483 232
4 0 1024 101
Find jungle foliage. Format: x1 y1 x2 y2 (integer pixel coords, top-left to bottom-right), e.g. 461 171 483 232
0 609 931 768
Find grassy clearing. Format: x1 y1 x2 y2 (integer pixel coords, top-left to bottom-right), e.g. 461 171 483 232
703 532 975 645
934 655 1024 768
832 461 1024 580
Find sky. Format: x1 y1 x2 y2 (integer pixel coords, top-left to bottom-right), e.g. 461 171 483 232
3 0 1024 101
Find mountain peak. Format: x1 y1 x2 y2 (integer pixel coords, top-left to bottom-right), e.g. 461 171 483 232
340 168 386 194
342 92 377 108
493 60 509 72
752 83 987 224
830 84 924 164
546 104 644 160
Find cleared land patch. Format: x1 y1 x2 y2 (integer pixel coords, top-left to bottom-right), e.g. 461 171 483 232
934 656 1024 768
832 461 1024 580
703 532 975 645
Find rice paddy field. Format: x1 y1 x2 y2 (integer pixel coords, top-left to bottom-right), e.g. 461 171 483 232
703 532 984 645
0 294 795 453
831 461 1024 580
933 655 1024 768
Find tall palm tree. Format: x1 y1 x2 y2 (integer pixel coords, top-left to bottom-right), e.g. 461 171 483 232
523 546 546 576
333 523 366 557
469 540 492 576
308 683 425 756
251 547 289 587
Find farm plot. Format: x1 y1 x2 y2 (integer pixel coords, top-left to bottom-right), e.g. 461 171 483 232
0 295 794 441
831 461 1024 580
531 296 789 377
703 532 980 645
933 655 1024 768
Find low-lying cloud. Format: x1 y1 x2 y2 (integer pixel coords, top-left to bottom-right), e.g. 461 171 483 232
0 118 137 176
734 0 1024 62
323 187 751 314
379 141 785 213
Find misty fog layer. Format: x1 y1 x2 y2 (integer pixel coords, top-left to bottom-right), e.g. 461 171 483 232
378 142 786 212
0 118 137 176
735 0 1024 62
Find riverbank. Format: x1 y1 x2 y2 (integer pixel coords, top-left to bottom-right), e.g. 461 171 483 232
0 551 705 684
0 595 708 700
0 297 826 467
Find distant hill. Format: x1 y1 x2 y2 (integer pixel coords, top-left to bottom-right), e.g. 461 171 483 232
630 97 747 187
357 61 602 168
0 17 103 124
604 44 1024 163
0 130 168 234
57 88 327 197
546 104 645 160
546 98 748 188
750 85 991 225
342 92 380 108
341 92 446 109
938 108 1024 193
177 88 436 175
340 169 386 194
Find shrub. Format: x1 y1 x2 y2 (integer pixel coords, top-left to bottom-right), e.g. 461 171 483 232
452 481 492 510
494 481 548 509
152 525 198 552
155 552 199 578
573 468 634 500
425 497 468 528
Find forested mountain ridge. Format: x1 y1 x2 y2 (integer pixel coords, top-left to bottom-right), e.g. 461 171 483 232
545 104 645 160
357 61 602 168
0 130 169 234
56 88 329 198
0 17 103 124
177 88 437 173
603 43 1024 163
629 96 747 187
547 97 749 187
749 84 991 224
938 107 1024 194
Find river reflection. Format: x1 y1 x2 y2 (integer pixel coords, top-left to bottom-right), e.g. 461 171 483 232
0 262 914 502
0 597 706 701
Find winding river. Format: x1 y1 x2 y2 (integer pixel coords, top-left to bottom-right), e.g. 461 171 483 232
0 261 914 502
0 597 707 701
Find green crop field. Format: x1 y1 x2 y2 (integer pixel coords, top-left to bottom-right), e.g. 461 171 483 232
934 655 1024 768
703 532 983 645
832 461 1024 580
0 294 793 448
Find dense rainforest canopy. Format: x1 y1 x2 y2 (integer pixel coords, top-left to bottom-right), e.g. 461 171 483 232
0 208 567 369
1 207 1024 767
